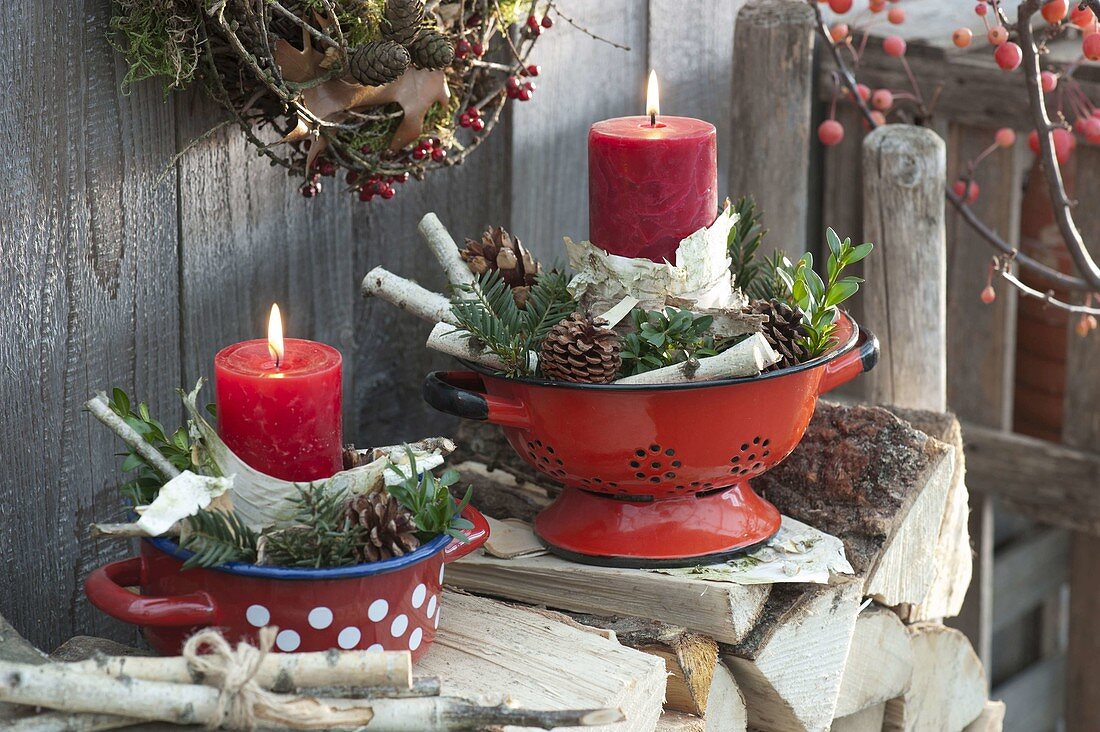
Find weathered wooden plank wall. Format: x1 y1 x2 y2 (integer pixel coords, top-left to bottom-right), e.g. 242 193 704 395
0 1 747 651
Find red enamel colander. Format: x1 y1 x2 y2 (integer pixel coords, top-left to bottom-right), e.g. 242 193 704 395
423 312 878 567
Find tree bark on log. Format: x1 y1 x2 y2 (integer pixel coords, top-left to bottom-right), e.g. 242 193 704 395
360 267 457 325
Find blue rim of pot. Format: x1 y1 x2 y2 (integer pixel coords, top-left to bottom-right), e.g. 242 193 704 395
144 532 452 580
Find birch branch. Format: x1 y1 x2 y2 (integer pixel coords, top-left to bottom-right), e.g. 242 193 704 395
426 322 538 372
614 333 779 385
58 649 412 691
419 213 476 292
0 659 620 731
361 267 457 325
84 395 180 481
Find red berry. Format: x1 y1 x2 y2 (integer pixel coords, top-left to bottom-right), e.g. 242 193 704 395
471 118 485 131
541 15 553 28
1085 33 1100 60
887 7 905 24
883 35 906 57
975 2 988 16
345 170 359 184
995 128 1016 147
1054 127 1076 162
358 188 373 202
431 147 447 162
300 181 320 198
526 15 539 29
980 285 996 304
988 26 1008 45
455 39 471 55
380 184 396 199
525 64 541 77
412 147 427 160
459 114 471 127
1027 129 1040 155
856 83 871 101
471 42 484 56
1084 116 1100 143
1041 71 1058 92
830 24 850 43
1042 0 1069 23
506 76 520 91
429 137 441 148
995 41 1022 71
1071 5 1096 28
518 87 532 101
828 0 852 12
869 110 887 127
392 172 410 184
869 0 886 13
953 179 980 203
818 119 845 146
871 88 893 111
953 28 973 48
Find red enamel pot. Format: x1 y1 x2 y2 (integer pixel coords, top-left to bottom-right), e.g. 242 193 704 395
422 313 877 567
84 506 488 660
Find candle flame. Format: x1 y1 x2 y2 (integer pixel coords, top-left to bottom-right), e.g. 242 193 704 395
646 70 660 124
267 303 285 367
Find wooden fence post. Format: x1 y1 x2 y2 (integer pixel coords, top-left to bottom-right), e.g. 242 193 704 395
861 124 948 412
729 0 815 254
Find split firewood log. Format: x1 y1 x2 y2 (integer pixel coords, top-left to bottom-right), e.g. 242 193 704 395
833 605 914 718
830 703 888 732
753 402 956 609
882 624 986 732
721 578 863 732
963 700 1006 732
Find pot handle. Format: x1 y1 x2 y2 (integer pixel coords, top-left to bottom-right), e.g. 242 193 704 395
84 557 218 627
818 325 880 395
443 505 491 563
422 371 530 429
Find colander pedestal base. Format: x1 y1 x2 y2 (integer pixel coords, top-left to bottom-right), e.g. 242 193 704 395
532 483 782 568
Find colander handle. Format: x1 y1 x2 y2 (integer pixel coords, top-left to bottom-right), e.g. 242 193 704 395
423 371 530 429
818 325 880 394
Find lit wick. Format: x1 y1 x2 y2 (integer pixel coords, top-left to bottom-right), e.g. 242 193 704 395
646 70 660 128
267 303 285 369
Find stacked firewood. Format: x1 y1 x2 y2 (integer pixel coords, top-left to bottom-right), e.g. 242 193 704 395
441 401 1002 732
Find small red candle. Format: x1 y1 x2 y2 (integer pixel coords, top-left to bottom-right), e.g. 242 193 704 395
588 71 718 262
214 304 343 482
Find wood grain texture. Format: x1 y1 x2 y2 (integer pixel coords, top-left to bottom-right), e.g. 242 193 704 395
648 0 743 197
729 0 815 255
0 0 180 650
509 0 646 261
1063 143 1100 732
862 124 947 412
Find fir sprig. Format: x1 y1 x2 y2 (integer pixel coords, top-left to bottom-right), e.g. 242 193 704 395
261 485 363 569
777 229 872 357
180 509 259 569
106 388 199 505
387 449 474 544
620 307 719 376
728 196 772 300
450 270 576 377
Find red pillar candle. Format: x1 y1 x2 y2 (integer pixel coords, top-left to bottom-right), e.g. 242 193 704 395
588 72 717 262
214 307 343 482
588 116 718 263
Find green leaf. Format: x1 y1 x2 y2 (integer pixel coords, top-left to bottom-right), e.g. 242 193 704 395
849 241 874 263
826 228 842 258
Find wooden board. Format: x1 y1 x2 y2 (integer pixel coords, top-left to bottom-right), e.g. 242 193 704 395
833 606 913 719
419 591 667 732
0 0 181 651
883 624 986 732
509 0 646 261
446 539 770 645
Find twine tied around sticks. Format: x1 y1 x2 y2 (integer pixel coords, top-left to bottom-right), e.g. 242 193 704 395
182 627 312 731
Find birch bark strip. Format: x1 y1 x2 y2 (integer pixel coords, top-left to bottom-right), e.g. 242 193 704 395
419 213 476 292
425 322 538 372
613 333 778 385
361 267 457 325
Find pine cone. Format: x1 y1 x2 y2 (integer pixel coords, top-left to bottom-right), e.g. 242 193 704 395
540 314 622 384
348 41 410 86
407 29 455 70
346 492 420 562
384 0 424 44
746 299 811 370
461 226 541 307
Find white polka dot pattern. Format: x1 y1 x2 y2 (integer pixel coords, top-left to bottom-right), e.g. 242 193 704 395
367 643 384 653
308 607 333 629
426 594 437 618
245 605 270 627
275 629 301 652
411 583 427 608
390 614 409 637
368 598 389 622
409 627 423 651
337 627 361 649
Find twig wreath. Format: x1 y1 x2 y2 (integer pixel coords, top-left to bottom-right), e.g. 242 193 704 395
111 0 550 201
